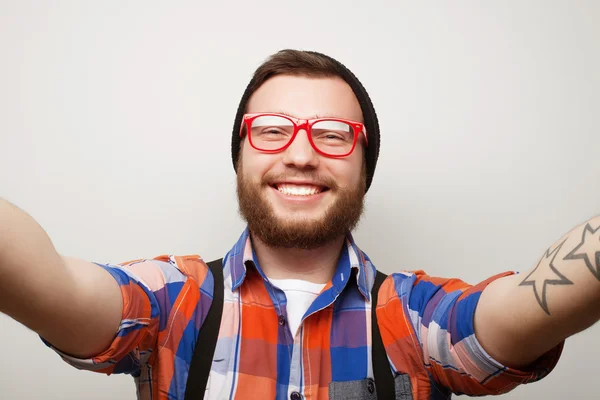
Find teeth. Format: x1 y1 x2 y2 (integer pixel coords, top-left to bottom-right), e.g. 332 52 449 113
277 184 322 196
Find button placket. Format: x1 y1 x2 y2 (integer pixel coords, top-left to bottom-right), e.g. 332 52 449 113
262 273 294 347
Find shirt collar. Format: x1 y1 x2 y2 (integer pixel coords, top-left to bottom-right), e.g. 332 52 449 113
224 227 375 301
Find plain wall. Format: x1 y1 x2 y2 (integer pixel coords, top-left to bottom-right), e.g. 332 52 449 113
1 1 599 398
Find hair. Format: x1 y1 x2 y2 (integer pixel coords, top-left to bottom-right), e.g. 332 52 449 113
245 49 346 95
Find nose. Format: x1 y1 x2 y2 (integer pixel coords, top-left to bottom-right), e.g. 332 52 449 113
281 129 320 170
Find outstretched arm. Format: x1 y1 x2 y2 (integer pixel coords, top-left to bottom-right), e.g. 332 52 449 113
475 215 600 367
0 198 123 358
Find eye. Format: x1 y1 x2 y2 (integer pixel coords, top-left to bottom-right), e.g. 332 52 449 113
314 131 347 141
262 127 286 135
324 133 345 140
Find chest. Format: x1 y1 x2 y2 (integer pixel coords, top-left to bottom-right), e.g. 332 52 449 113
197 277 438 400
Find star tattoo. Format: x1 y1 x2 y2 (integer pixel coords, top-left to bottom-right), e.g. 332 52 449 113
519 239 573 315
564 223 600 280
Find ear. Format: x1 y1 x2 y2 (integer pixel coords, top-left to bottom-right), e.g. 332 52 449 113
236 141 245 171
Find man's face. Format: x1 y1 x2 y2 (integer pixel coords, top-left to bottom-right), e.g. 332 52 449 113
237 75 367 249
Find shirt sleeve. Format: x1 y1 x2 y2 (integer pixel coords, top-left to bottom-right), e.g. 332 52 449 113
41 256 197 376
408 270 563 396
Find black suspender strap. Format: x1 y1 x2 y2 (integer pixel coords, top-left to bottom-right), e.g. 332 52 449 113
184 258 224 400
372 270 395 399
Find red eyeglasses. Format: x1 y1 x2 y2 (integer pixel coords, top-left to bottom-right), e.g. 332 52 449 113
241 113 368 158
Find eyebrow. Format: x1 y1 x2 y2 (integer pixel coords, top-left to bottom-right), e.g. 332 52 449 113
272 110 342 119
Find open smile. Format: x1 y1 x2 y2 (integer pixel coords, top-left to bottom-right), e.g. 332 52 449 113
267 182 331 205
271 183 330 197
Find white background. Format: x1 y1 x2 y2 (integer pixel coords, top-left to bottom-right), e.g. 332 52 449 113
1 1 599 399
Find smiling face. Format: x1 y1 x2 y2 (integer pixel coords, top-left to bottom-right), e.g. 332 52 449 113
236 74 367 249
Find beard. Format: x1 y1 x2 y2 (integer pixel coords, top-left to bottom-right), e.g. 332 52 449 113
236 164 366 250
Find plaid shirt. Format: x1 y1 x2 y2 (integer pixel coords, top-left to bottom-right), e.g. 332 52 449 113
46 229 561 399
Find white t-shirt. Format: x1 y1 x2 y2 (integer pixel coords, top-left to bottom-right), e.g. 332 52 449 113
269 278 326 337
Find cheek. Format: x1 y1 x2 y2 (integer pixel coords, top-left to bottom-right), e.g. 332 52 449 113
329 158 364 188
241 145 277 182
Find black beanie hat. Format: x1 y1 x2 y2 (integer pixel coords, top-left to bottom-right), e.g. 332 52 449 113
231 50 380 191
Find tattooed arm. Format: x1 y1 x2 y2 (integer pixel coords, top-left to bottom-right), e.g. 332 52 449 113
474 215 600 368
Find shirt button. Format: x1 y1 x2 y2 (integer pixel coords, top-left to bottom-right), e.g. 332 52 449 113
290 392 302 400
278 315 286 326
367 378 375 394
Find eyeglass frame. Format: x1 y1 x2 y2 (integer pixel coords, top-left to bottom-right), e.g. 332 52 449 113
240 112 368 158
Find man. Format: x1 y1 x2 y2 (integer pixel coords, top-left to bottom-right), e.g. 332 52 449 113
0 49 598 400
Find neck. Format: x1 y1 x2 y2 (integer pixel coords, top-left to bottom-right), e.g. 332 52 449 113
251 233 346 284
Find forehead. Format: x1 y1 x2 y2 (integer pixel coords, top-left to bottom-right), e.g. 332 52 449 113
246 75 364 122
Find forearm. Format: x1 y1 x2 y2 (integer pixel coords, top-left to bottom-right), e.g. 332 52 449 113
0 199 70 319
475 215 600 367
0 198 122 357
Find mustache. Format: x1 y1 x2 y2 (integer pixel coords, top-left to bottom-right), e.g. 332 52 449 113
261 171 338 190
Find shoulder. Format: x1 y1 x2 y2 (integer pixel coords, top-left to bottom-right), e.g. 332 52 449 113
376 269 516 317
375 270 421 303
101 254 215 294
375 270 476 306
